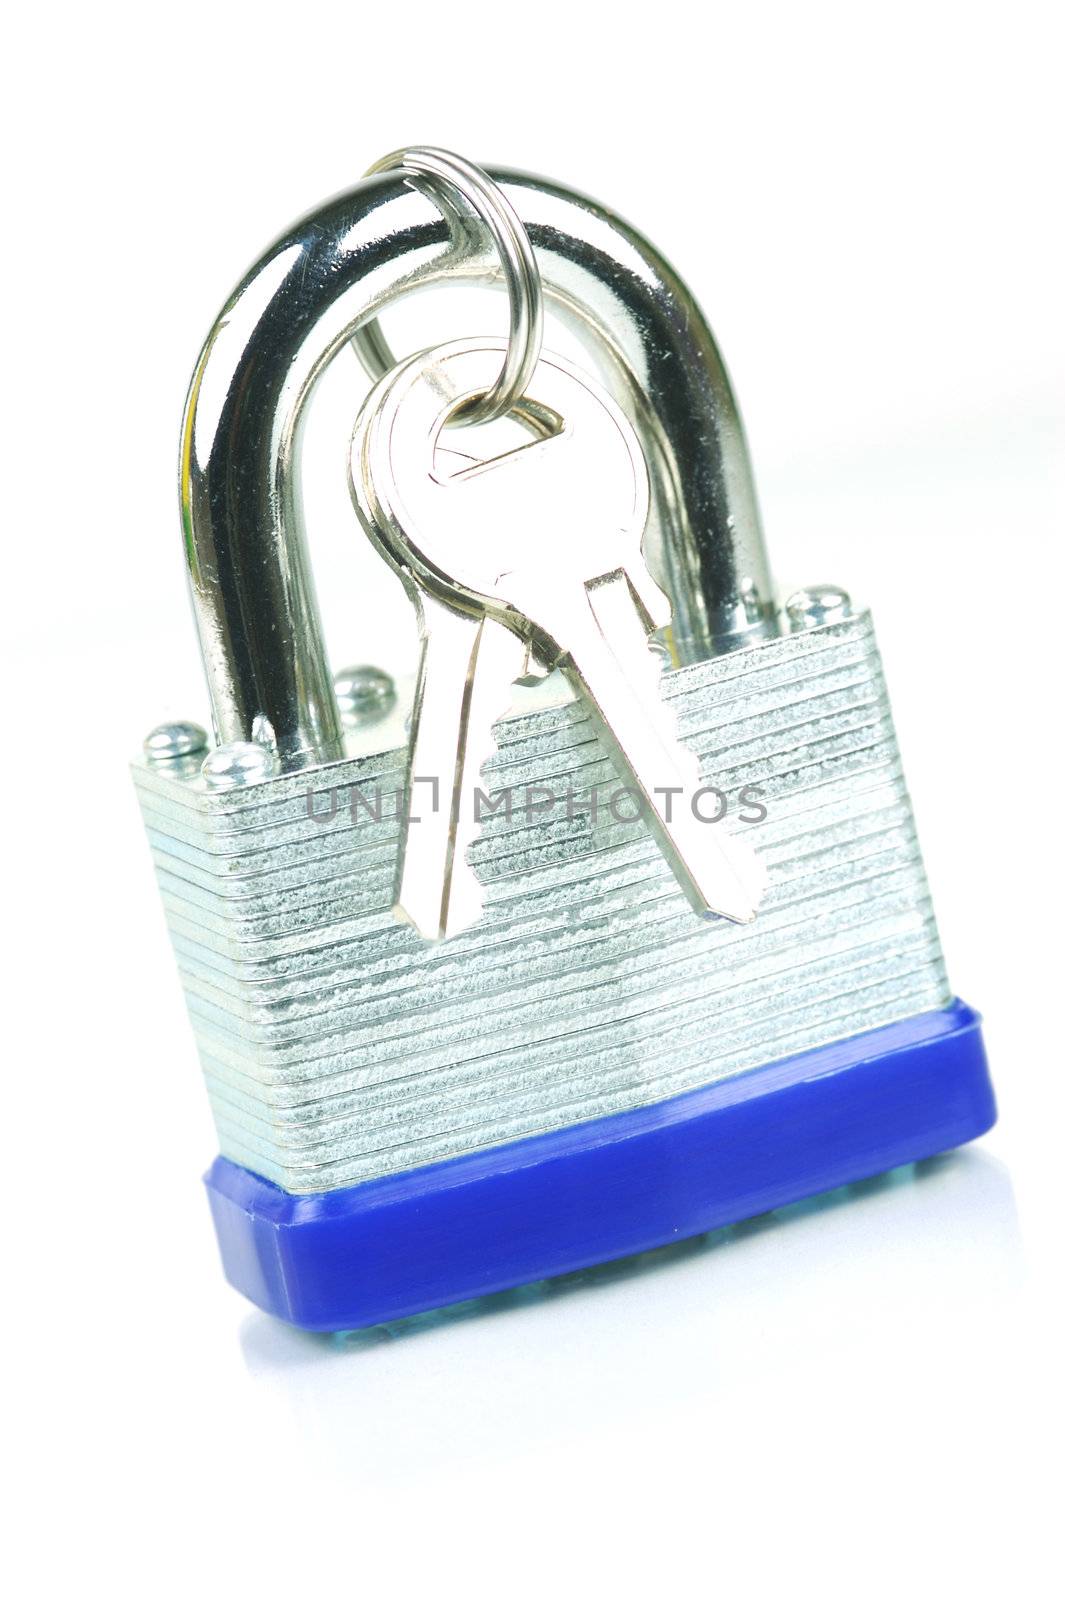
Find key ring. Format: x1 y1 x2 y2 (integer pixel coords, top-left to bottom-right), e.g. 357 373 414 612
357 146 544 426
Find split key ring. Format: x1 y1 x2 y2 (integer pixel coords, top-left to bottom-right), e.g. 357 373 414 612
355 145 544 427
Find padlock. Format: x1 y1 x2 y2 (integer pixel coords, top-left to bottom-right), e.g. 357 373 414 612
134 151 995 1331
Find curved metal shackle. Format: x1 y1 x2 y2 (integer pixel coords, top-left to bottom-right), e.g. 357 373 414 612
181 166 777 772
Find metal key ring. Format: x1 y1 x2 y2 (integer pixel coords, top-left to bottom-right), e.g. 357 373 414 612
357 146 543 426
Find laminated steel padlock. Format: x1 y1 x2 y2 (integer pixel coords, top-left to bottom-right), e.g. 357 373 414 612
134 149 995 1331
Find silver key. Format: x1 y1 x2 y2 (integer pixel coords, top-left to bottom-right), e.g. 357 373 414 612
351 337 766 926
398 591 525 940
353 436 527 940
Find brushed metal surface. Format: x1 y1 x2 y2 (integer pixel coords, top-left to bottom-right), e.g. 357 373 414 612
133 611 950 1193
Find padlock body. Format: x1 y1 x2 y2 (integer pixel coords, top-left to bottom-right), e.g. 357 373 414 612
134 609 993 1327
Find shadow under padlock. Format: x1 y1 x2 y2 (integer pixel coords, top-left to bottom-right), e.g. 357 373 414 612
133 149 995 1332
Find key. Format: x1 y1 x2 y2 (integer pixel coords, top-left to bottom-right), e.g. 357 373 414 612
355 433 528 940
350 337 766 926
395 589 525 940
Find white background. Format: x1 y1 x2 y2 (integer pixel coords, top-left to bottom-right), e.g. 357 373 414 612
4 3 1063 1595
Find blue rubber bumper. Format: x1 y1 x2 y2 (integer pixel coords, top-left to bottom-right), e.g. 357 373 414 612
206 999 994 1332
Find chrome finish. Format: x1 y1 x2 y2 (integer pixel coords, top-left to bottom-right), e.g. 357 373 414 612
787 585 853 630
181 165 776 773
201 741 277 789
144 721 207 762
356 148 543 426
351 338 765 928
333 664 396 725
132 610 949 1194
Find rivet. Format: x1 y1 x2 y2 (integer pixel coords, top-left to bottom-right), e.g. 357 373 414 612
201 741 278 789
785 585 853 631
143 721 208 762
334 665 396 724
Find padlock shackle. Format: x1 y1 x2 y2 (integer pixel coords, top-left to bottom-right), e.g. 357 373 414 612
181 167 776 770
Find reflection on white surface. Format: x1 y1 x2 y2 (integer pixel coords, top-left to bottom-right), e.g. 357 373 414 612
239 1149 1021 1486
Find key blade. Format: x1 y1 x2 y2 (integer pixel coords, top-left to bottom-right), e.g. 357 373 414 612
443 613 528 937
540 573 767 925
394 594 482 941
395 592 525 942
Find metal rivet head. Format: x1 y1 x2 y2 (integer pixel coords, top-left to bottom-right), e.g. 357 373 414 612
334 665 396 724
785 585 853 631
201 741 278 789
143 721 208 762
